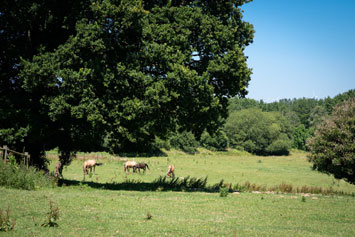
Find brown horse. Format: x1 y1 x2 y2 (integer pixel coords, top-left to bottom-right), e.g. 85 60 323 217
167 165 175 178
55 161 63 178
133 163 149 173
124 161 137 172
83 160 103 175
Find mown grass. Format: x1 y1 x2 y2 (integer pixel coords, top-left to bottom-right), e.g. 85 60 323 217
1 187 354 236
0 149 354 236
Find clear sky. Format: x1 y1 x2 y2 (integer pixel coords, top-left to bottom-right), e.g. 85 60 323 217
241 0 355 102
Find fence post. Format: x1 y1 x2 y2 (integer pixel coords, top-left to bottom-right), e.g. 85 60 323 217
24 152 29 168
3 145 8 162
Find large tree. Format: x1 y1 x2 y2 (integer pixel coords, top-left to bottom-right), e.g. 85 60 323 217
1 0 254 168
307 99 355 184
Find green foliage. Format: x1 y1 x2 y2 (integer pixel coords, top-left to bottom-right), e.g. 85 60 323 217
307 99 355 184
266 136 292 155
0 206 16 232
169 131 199 154
224 108 292 155
0 162 55 190
1 0 254 166
219 187 229 197
152 176 208 192
153 136 172 150
200 130 229 151
293 124 311 150
308 105 327 128
228 97 260 112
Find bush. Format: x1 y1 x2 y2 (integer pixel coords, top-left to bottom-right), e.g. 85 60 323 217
200 130 229 151
153 136 171 150
266 135 292 155
169 131 199 154
0 162 56 190
307 98 355 184
219 187 229 197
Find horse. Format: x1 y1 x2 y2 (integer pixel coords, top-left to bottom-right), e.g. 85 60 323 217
55 161 63 178
83 160 103 175
167 165 175 178
124 161 137 172
133 163 149 173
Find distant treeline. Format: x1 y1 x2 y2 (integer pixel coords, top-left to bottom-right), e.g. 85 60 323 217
162 89 355 155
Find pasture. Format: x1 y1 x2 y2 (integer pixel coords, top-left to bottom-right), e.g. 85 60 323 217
1 149 355 236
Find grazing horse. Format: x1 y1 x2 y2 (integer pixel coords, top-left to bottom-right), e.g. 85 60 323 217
167 165 175 178
133 163 149 173
124 161 137 172
83 160 103 175
55 161 63 178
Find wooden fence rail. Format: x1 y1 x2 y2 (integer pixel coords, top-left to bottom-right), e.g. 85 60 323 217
0 145 30 168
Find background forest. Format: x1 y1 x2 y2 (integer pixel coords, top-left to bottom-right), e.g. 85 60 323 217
160 89 355 155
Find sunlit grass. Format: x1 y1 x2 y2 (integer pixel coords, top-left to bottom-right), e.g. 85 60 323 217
1 149 354 236
48 149 355 194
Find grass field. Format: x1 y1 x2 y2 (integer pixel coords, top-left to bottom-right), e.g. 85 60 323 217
1 149 355 236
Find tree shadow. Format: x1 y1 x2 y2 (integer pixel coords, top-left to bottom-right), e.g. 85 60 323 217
58 176 225 193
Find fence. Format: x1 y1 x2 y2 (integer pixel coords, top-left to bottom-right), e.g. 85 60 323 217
0 145 30 168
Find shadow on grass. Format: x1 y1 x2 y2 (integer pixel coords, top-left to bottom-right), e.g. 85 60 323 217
57 177 354 196
58 176 226 193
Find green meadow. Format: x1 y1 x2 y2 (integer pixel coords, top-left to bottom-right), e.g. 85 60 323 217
1 150 355 236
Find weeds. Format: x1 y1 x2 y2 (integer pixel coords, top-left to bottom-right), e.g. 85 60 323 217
41 200 59 227
0 162 56 190
152 176 208 191
219 187 229 197
0 206 16 232
146 212 153 220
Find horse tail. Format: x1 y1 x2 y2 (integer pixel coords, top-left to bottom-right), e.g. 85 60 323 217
146 164 149 170
96 163 103 166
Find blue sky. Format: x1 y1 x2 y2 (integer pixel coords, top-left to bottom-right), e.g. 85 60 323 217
241 0 355 102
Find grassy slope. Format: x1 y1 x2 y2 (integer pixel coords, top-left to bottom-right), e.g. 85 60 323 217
1 150 355 236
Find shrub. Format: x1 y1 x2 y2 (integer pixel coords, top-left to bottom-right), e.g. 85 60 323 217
169 131 199 154
307 99 355 184
200 130 229 151
219 187 229 197
266 136 291 155
0 162 56 190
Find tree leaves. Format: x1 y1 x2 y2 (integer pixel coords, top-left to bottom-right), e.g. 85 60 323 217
1 0 254 163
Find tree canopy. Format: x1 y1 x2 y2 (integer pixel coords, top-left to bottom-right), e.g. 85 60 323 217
225 108 293 155
0 0 254 167
307 99 355 184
